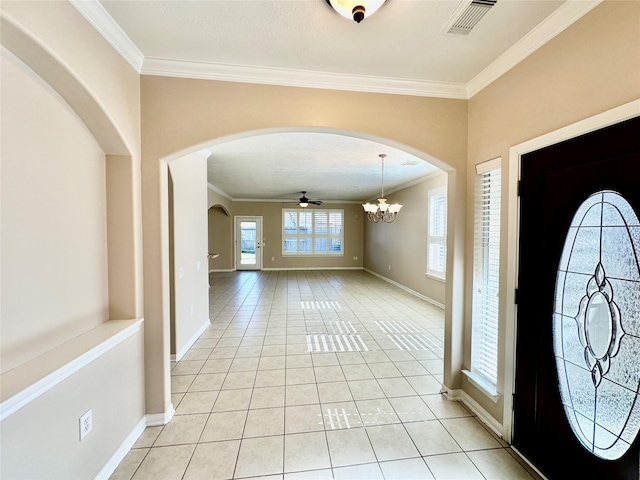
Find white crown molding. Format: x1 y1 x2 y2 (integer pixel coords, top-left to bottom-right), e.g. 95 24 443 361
73 0 601 100
141 57 468 100
207 182 234 201
467 0 603 98
69 0 144 72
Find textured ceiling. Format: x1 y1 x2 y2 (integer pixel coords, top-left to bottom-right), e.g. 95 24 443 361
91 0 581 202
204 132 442 203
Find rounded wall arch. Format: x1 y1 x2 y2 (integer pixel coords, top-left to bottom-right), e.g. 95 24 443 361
0 14 130 156
1 11 141 322
207 204 232 273
164 126 455 174
209 204 231 216
141 76 468 417
157 123 466 419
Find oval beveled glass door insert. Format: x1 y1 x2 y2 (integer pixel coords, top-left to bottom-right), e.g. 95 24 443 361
553 190 640 460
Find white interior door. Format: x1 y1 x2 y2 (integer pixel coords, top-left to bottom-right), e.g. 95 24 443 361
235 216 262 270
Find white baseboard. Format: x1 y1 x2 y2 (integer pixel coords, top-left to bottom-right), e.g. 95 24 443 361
96 402 177 479
146 404 175 426
174 319 211 362
209 268 236 272
261 267 363 271
94 416 146 480
440 384 503 438
363 268 445 309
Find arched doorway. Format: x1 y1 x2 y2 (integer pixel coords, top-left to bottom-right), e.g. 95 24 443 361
160 126 460 422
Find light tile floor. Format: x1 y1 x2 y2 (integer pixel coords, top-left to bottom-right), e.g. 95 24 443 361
111 270 544 480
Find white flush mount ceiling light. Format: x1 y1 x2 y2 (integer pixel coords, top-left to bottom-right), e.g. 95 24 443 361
325 0 388 23
362 154 402 223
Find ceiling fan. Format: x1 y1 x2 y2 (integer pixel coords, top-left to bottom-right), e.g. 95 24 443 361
282 191 323 208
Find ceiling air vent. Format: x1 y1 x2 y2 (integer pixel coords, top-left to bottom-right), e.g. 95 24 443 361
444 0 497 35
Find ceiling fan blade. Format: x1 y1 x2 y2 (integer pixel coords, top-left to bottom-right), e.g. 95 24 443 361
281 191 323 206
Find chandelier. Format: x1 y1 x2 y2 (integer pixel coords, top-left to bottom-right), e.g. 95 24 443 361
325 0 388 23
362 154 402 223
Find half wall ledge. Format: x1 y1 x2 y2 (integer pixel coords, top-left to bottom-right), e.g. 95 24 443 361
0 318 143 421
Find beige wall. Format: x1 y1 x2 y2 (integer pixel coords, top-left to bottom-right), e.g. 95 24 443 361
206 198 364 274
168 154 210 358
208 206 234 271
0 2 145 478
364 173 448 306
2 3 637 475
142 77 468 415
466 0 640 421
1 331 145 480
233 202 364 270
1 48 109 372
207 188 234 271
0 1 140 157
1 1 143 320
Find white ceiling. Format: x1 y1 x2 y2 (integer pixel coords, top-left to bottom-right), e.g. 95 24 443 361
78 0 599 203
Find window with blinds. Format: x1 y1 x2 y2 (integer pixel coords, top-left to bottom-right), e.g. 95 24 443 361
470 158 501 388
427 186 447 280
283 209 344 255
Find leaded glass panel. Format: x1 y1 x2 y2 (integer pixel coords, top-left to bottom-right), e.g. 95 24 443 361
553 190 640 460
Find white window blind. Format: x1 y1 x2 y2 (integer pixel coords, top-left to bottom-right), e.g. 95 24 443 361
471 159 501 386
427 186 447 280
283 209 344 255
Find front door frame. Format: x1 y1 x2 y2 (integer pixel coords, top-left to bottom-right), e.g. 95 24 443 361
234 215 263 271
503 100 640 451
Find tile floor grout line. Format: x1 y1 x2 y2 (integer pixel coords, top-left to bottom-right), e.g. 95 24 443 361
119 271 543 480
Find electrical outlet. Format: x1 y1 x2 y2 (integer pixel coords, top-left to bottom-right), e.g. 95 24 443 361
196 260 201 271
190 304 194 316
271 257 275 261
388 264 391 270
353 256 358 260
178 267 184 279
79 409 92 441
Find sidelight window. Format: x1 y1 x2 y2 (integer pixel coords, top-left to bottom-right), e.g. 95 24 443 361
469 158 501 394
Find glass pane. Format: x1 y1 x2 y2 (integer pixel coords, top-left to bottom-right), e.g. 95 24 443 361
428 243 445 273
315 237 327 252
284 237 297 253
284 211 298 234
471 167 501 385
330 237 342 253
330 212 343 234
240 221 256 265
299 211 312 234
299 237 312 252
315 211 328 234
553 190 640 460
429 193 446 236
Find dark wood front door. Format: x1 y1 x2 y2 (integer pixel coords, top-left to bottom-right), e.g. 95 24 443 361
514 116 640 479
